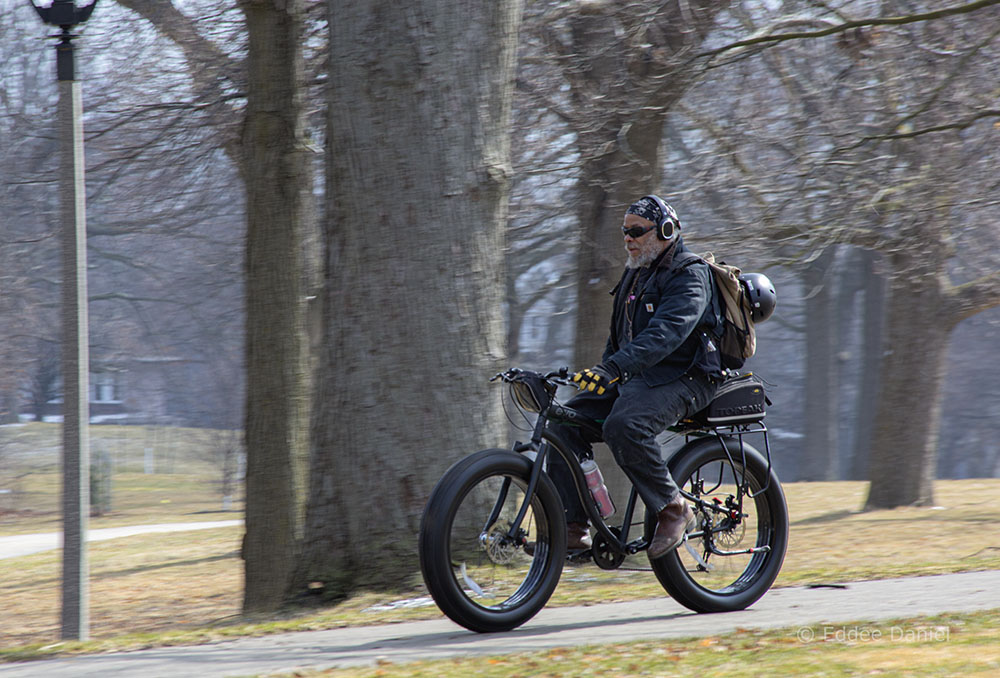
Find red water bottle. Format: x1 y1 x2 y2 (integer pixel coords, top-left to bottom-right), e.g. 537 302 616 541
581 458 615 518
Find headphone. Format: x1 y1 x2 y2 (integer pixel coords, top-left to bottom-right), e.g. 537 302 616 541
640 194 680 241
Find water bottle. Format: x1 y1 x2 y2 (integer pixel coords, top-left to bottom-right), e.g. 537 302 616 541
581 458 615 518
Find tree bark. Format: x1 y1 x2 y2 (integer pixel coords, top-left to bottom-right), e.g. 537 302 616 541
799 249 839 481
239 0 308 613
865 261 1000 509
864 255 950 508
109 0 306 611
848 250 886 480
299 0 521 596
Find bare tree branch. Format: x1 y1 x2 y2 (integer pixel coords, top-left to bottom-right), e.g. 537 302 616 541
858 109 1000 143
948 271 1000 326
698 0 1000 61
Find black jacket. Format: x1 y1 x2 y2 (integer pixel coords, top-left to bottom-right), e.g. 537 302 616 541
602 238 723 386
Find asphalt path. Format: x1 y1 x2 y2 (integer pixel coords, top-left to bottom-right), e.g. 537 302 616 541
1 570 998 678
0 521 243 560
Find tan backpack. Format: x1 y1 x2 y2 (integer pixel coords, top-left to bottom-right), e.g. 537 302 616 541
674 251 756 371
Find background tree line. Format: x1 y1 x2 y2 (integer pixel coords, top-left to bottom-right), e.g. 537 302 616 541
2 0 998 612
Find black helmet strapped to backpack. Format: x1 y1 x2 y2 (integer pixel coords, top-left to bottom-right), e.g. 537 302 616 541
739 273 776 323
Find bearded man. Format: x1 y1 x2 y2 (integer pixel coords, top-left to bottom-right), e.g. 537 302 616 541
549 195 725 559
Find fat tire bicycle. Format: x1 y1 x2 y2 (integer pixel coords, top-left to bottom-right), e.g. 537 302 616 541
418 367 788 632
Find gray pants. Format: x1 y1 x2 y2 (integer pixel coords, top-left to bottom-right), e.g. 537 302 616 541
547 372 718 524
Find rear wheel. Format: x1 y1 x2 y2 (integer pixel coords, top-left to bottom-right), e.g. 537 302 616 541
646 437 788 613
419 449 566 632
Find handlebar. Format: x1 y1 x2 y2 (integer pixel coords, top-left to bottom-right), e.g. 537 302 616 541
491 366 572 386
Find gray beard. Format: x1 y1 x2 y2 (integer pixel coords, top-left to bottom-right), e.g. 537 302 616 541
625 241 664 269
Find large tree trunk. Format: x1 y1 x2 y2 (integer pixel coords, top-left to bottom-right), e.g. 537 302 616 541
799 249 839 481
848 250 886 480
239 0 308 613
299 0 521 596
865 253 949 509
865 260 1000 509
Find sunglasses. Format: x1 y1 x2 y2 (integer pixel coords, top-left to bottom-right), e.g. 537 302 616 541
622 224 657 239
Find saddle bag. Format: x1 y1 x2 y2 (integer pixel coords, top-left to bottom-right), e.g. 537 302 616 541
692 373 768 426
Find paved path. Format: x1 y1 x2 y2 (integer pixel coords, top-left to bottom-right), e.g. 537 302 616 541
0 521 242 560
1 570 998 678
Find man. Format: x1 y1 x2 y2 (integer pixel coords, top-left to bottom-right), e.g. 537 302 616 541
549 195 724 559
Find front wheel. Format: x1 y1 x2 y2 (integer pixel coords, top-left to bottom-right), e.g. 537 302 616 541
419 449 567 632
646 436 788 613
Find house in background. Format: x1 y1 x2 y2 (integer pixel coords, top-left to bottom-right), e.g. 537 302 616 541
23 356 187 425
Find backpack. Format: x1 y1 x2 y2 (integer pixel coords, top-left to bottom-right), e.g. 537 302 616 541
675 251 756 371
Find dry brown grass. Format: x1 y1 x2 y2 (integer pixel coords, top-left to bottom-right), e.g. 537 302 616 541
779 479 1000 583
1 478 999 653
286 610 1000 678
0 527 244 647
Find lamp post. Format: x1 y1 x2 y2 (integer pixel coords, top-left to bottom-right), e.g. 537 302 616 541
28 0 99 641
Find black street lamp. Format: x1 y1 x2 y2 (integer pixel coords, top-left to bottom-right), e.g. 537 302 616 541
30 1 97 79
27 0 99 642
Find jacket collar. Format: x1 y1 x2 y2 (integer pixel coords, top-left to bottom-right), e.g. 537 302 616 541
652 236 685 270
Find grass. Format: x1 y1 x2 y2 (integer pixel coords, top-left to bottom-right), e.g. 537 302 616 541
2 425 1000 663
269 609 1000 678
0 422 236 534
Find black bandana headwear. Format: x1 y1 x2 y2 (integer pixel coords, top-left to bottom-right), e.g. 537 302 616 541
626 197 663 225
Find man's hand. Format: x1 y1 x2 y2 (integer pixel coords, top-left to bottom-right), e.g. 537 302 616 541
572 364 620 395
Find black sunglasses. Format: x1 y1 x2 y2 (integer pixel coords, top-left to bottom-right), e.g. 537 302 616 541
622 224 657 239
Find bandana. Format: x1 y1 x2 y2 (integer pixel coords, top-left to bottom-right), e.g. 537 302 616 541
626 197 663 225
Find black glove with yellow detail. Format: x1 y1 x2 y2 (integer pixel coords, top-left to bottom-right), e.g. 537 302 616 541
571 363 620 395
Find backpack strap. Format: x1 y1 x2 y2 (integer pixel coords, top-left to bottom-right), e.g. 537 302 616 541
670 250 703 273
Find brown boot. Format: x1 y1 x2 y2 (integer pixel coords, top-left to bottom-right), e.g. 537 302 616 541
567 522 592 551
648 494 696 559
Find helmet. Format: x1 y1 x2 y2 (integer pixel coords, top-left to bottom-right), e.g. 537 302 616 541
740 273 777 322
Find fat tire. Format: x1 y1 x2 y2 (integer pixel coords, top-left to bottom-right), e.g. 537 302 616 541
419 449 566 632
647 436 788 613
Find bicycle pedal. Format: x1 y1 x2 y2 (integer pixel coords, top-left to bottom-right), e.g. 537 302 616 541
566 548 592 563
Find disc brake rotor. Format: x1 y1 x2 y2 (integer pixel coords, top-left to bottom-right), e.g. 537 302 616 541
482 523 518 565
716 516 747 549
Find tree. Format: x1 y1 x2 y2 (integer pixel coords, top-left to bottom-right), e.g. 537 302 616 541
237 0 309 612
96 0 310 609
656 0 1000 504
0 5 62 425
0 1 250 433
298 0 522 597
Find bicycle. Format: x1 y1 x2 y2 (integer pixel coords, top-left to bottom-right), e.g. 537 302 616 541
418 367 788 633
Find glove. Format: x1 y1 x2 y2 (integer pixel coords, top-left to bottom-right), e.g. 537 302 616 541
572 363 620 395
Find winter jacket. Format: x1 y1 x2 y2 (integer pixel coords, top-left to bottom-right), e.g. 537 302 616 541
602 238 724 386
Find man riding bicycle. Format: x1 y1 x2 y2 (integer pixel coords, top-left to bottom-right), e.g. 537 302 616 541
550 195 725 559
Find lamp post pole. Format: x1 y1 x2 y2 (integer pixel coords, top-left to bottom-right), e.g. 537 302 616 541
28 0 98 641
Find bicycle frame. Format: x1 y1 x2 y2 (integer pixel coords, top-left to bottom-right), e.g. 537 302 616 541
500 386 776 562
